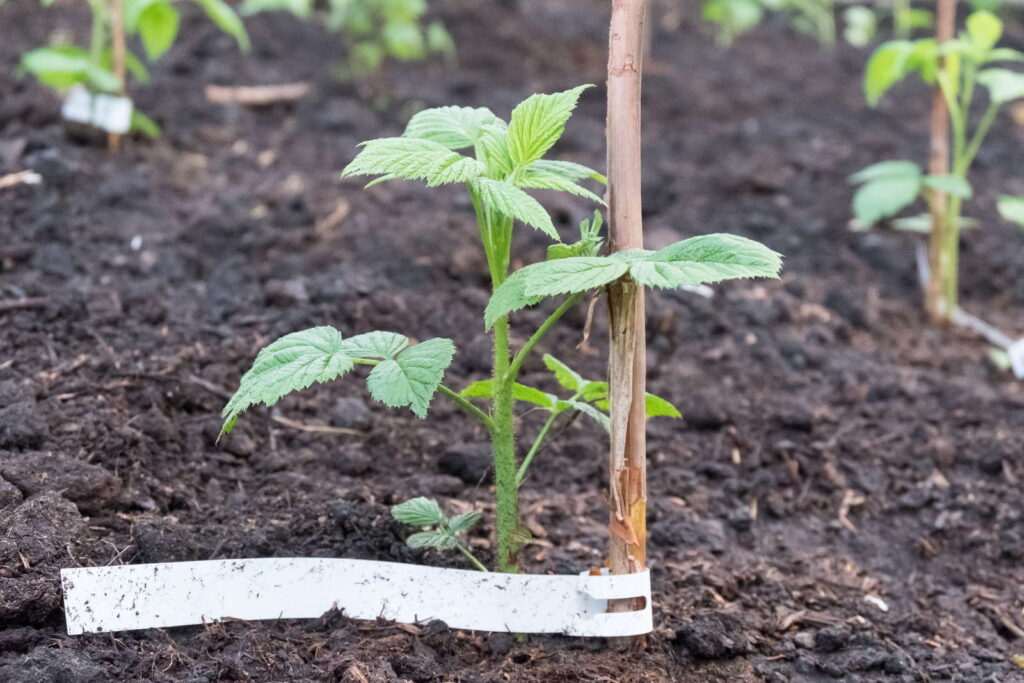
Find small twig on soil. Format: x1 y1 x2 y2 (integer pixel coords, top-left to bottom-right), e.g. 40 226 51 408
0 297 47 313
206 83 313 106
269 414 364 436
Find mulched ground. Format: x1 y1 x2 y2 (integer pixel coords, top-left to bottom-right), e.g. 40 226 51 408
2 0 1024 680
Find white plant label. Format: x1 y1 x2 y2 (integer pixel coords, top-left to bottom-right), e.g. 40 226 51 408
62 558 652 637
62 84 133 134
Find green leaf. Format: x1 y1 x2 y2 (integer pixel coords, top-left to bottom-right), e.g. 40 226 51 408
20 46 91 89
486 235 781 327
560 400 610 432
864 41 914 105
506 84 592 167
849 161 923 226
630 234 784 289
447 511 482 533
543 354 585 393
192 0 251 52
476 122 514 178
131 109 161 138
985 48 1024 63
343 137 486 187
966 10 1002 53
848 160 921 184
977 68 1024 103
138 1 180 60
460 380 555 408
405 531 457 549
403 106 502 150
471 177 557 239
998 195 1024 228
220 326 355 435
516 166 605 205
528 159 606 184
366 338 456 418
339 331 409 359
644 394 682 418
392 497 445 526
923 174 972 198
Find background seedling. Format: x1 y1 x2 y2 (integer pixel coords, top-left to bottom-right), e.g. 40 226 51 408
21 0 250 138
221 85 782 574
855 9 1024 319
241 0 453 79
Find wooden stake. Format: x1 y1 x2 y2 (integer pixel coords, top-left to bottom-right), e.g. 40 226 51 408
925 0 956 320
606 0 647 620
108 0 127 152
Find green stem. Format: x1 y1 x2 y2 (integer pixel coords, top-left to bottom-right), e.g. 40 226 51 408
88 0 106 69
437 385 493 431
961 101 999 172
506 294 581 383
491 314 519 574
515 409 559 487
457 542 489 572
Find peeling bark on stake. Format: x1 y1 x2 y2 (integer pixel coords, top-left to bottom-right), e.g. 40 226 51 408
606 0 647 617
926 0 956 321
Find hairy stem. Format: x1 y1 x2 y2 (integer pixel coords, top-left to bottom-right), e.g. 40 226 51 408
437 385 493 431
491 315 520 574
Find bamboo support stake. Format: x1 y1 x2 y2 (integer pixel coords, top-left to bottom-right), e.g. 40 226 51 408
108 0 127 152
606 0 647 613
925 0 956 320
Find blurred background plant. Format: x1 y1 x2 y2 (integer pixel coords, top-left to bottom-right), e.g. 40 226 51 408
240 0 454 79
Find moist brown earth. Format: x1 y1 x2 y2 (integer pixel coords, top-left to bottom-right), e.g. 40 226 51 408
2 0 1024 680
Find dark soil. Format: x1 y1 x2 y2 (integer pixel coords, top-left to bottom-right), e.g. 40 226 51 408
2 0 1024 680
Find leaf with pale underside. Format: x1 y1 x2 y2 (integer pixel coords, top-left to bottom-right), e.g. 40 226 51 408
471 177 557 239
402 106 502 150
342 137 486 187
392 497 446 526
367 338 456 418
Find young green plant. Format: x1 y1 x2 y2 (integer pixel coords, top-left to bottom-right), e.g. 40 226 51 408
853 10 1024 318
21 0 250 137
240 0 453 79
220 85 782 574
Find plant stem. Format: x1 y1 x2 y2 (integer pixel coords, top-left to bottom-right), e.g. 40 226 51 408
491 314 520 574
506 294 581 383
926 0 956 322
437 385 493 431
457 542 489 572
515 409 559 487
88 0 106 69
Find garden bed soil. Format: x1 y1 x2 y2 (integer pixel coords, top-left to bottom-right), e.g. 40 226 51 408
2 0 1024 680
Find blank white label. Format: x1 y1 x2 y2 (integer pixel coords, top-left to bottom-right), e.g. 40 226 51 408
62 85 133 134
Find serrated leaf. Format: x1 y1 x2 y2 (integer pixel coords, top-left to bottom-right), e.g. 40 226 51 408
403 106 502 150
343 138 486 187
221 326 355 435
923 174 972 198
506 84 592 167
339 331 409 359
460 380 555 408
528 159 606 184
406 531 457 549
630 234 783 289
476 122 514 178
447 511 482 533
392 497 446 526
367 338 455 418
543 354 585 393
471 177 557 238
516 166 605 205
486 235 781 327
978 68 1024 103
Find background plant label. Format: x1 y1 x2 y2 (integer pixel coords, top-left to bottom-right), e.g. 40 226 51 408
62 558 652 637
61 85 133 134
